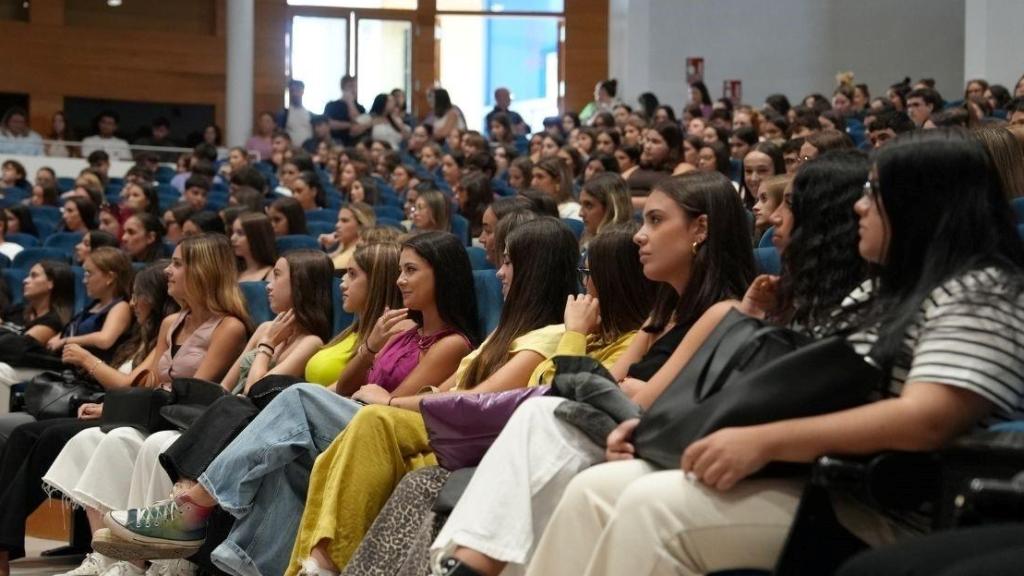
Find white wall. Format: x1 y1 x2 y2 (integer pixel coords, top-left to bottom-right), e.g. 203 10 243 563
609 0 966 112
965 0 1024 89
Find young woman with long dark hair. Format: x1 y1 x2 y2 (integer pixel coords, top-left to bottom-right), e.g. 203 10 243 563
520 130 1024 576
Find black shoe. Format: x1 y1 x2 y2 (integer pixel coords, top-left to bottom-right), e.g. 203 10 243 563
437 557 485 576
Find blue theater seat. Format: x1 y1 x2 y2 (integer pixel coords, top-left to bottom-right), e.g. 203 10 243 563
473 269 503 336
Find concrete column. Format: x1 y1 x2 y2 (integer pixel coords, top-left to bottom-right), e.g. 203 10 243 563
226 0 255 148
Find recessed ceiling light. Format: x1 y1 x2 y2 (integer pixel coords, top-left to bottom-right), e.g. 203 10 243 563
107 0 122 6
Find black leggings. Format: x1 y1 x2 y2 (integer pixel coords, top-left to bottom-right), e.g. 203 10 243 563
0 417 99 560
837 523 1024 576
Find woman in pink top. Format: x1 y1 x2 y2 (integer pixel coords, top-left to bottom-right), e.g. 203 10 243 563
245 112 276 162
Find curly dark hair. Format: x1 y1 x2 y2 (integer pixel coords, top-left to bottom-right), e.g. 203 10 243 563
776 149 868 331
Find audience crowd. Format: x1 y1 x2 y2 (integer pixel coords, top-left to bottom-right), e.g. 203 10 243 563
0 69 1023 576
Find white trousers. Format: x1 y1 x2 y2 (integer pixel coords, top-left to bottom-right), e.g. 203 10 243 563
524 459 806 576
43 426 180 512
431 397 605 572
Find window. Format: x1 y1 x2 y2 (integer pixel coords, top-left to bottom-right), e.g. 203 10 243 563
288 16 349 114
437 0 563 12
286 0 417 8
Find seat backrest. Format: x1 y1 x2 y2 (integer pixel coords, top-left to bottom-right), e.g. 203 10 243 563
1014 198 1024 224
374 205 405 221
472 269 503 336
275 235 320 254
451 214 470 245
377 217 405 231
13 248 69 269
758 226 775 249
2 268 26 305
71 265 88 314
29 205 62 224
43 232 84 250
467 246 494 270
239 281 274 326
754 247 781 275
562 218 584 240
0 253 9 269
6 233 39 248
308 221 336 238
306 209 339 224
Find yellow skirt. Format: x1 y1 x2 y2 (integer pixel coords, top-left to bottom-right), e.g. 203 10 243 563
285 404 437 575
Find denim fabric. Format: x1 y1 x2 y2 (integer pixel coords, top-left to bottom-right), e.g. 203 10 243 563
197 384 360 576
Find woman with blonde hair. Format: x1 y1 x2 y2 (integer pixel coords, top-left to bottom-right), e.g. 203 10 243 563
33 234 250 576
578 172 634 239
321 202 376 269
411 189 451 232
754 174 793 245
532 157 580 220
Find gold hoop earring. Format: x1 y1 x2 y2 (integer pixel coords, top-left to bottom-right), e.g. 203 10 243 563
691 241 700 256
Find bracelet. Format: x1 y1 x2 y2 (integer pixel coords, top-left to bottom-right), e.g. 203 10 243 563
256 347 274 359
257 342 275 355
88 358 103 375
364 341 380 355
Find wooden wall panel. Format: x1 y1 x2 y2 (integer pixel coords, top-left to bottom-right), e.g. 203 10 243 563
64 0 216 35
1 0 604 135
563 0 608 114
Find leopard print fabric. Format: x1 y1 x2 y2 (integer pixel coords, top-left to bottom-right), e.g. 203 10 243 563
341 466 451 576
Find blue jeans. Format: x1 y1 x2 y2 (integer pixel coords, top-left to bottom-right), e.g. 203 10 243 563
197 384 360 576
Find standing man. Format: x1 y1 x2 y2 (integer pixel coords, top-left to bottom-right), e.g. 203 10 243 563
324 75 367 146
484 87 528 136
278 80 313 146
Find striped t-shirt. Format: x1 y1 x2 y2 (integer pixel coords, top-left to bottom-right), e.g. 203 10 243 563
843 267 1024 428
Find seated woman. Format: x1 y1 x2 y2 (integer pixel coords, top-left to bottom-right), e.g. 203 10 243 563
0 261 75 386
74 230 120 265
531 158 580 221
412 189 451 233
752 174 790 246
334 223 659 576
230 212 278 282
96 232 482 576
268 197 309 237
0 261 172 575
121 213 167 264
321 202 375 270
578 172 634 241
44 250 332 576
290 171 328 212
517 130 1024 575
432 170 811 575
61 197 99 233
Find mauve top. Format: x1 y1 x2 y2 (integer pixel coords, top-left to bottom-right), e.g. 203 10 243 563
155 311 225 388
367 327 468 392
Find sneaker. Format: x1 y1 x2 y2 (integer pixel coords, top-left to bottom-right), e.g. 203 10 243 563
145 559 196 576
55 552 114 576
96 496 211 560
296 558 339 576
98 561 147 576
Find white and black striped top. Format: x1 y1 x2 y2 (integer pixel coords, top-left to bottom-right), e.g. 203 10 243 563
842 267 1024 428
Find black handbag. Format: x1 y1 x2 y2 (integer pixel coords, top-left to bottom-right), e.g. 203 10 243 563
100 370 174 433
633 308 883 470
24 369 104 420
158 377 229 431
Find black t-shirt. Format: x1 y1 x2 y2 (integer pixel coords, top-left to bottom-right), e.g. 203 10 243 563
626 322 690 381
323 99 366 145
1 304 64 335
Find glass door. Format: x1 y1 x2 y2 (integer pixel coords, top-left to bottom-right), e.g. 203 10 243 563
288 15 350 114
355 18 413 106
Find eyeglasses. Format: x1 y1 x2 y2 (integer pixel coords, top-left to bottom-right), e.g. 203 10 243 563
577 266 591 284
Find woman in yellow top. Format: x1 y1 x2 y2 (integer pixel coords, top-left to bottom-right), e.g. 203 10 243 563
285 219 653 576
304 240 404 386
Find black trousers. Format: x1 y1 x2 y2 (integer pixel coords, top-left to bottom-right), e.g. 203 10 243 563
0 417 99 560
837 523 1024 576
159 394 259 483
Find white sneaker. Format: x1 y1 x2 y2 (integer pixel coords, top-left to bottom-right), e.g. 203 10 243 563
55 552 114 576
98 561 147 576
144 559 196 576
296 558 339 576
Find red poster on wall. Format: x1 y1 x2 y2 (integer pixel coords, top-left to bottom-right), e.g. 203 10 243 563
723 80 743 105
686 58 704 84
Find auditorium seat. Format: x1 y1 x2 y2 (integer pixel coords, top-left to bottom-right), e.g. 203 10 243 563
2 268 25 305
467 246 493 270
43 232 84 252
754 247 781 275
373 205 404 221
29 205 62 225
71 265 88 313
6 232 39 248
472 269 503 335
13 248 70 269
275 235 320 254
562 218 584 240
451 214 470 245
0 253 9 269
331 281 355 335
306 209 338 224
307 221 335 238
758 226 775 248
239 281 274 325
1013 197 1024 224
377 217 405 231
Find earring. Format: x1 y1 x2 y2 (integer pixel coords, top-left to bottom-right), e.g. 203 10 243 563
691 241 700 256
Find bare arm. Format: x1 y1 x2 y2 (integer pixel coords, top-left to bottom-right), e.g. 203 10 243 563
243 335 324 394
24 324 58 344
219 322 267 392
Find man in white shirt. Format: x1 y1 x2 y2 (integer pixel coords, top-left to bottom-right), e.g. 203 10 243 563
80 110 133 161
278 80 313 147
0 107 44 156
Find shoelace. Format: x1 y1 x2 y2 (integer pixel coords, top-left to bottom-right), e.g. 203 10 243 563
136 500 180 528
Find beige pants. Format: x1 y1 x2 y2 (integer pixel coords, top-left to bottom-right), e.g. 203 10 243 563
524 459 806 576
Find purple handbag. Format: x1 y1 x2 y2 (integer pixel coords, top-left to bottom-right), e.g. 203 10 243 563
420 386 552 470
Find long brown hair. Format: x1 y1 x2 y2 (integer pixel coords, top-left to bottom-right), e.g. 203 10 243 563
458 218 578 389
238 212 278 268
179 234 252 332
325 241 403 348
283 250 335 342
